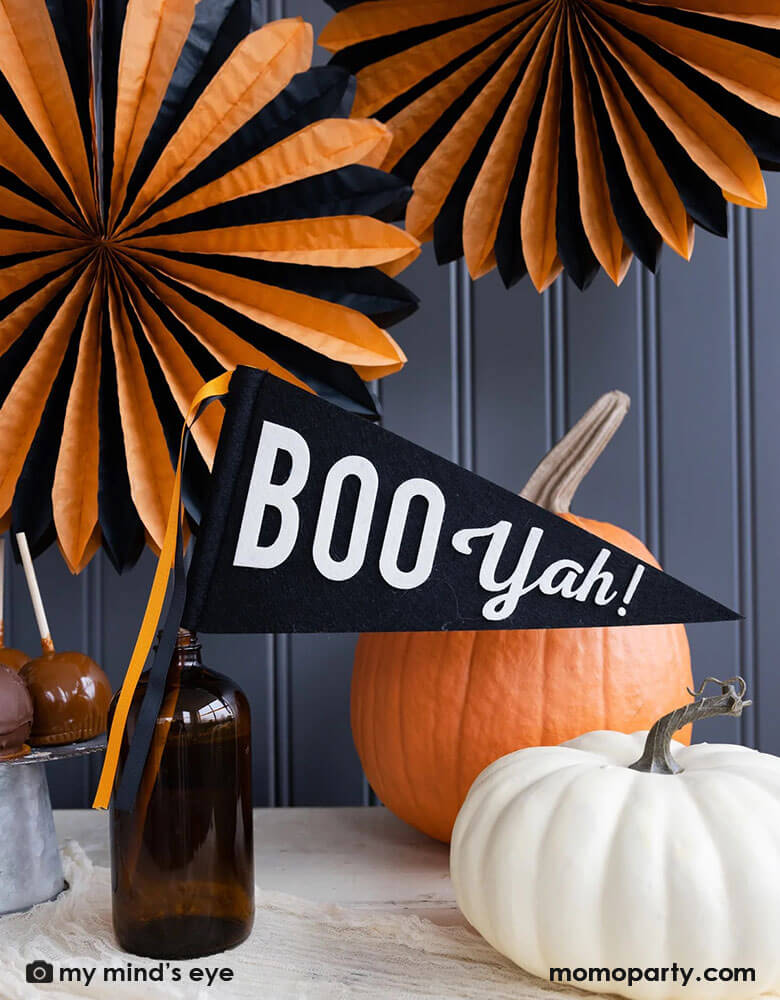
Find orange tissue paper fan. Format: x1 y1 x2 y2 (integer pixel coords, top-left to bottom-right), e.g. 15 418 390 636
320 0 780 291
0 0 421 573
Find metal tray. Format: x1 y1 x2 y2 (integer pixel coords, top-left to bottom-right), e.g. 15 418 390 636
0 734 106 767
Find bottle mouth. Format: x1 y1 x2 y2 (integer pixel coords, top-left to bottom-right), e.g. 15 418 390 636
175 628 200 649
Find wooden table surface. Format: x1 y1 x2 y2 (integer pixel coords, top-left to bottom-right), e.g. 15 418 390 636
54 807 463 926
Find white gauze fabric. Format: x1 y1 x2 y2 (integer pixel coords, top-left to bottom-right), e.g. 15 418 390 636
0 841 602 1000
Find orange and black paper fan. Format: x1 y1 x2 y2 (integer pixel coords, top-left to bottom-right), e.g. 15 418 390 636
321 0 780 291
0 0 420 573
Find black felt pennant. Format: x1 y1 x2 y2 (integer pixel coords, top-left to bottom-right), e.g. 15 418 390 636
183 367 739 635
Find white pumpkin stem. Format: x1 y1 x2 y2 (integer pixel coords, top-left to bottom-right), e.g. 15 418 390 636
630 677 751 775
521 390 630 513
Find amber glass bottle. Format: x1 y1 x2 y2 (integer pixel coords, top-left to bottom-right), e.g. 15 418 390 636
110 629 254 958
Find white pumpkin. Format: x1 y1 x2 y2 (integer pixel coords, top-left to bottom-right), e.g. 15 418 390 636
451 678 780 1000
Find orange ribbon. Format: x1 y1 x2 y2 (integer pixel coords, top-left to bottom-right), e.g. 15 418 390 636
93 371 232 809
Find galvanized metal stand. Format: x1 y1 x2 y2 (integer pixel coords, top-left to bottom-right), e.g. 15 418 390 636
0 736 105 915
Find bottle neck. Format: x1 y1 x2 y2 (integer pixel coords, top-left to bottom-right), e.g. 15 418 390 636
172 628 203 670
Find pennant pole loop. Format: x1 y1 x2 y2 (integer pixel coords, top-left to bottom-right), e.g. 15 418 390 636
92 371 232 810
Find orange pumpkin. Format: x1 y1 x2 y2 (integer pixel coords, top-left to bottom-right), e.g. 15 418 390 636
352 392 693 843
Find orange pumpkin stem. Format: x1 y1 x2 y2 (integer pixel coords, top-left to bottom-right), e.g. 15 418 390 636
630 676 751 776
521 390 630 512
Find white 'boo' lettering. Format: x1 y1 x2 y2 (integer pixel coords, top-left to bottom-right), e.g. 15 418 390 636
233 423 447 589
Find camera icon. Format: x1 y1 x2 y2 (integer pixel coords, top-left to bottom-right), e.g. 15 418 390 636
26 960 54 984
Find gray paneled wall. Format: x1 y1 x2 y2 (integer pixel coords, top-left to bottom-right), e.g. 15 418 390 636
3 1 777 807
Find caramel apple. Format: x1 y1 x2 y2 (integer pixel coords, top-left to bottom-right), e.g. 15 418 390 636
0 662 33 760
0 646 31 671
21 652 112 746
0 537 31 670
12 532 112 746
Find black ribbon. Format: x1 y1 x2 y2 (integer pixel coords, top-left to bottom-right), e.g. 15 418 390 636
112 392 224 813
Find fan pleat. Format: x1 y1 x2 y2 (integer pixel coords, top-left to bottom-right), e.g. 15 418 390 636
106 271 175 549
0 0 420 570
53 282 102 572
567 20 629 283
583 45 663 270
0 267 81 355
0 0 96 225
0 187 84 237
0 274 86 402
132 215 420 270
108 0 196 230
136 166 412 231
581 23 692 261
0 264 96 517
121 284 213 528
555 38 600 290
44 0 95 174
0 231 83 256
637 0 780 28
0 251 90 302
97 305 146 574
0 75 83 221
95 0 130 218
119 273 223 462
461 19 554 274
11 298 87 557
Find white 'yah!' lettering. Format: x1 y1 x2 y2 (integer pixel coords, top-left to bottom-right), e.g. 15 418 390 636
452 521 618 620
